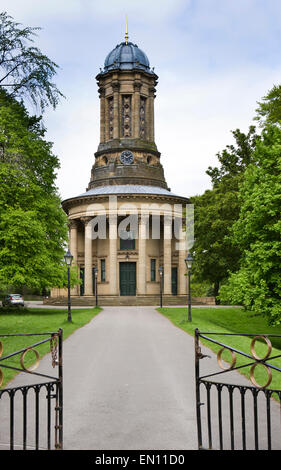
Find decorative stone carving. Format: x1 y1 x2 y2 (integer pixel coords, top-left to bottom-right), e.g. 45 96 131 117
80 216 92 226
140 96 146 139
108 96 114 139
122 95 131 137
68 219 79 229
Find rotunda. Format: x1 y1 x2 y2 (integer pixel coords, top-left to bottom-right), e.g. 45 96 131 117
50 31 189 305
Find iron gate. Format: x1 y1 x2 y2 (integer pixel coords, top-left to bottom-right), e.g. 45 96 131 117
0 329 63 450
195 329 281 450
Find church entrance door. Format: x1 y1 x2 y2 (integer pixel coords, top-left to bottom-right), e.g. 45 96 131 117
172 267 178 296
120 262 136 296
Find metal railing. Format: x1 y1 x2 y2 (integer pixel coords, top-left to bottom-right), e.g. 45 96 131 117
0 329 63 450
195 329 281 450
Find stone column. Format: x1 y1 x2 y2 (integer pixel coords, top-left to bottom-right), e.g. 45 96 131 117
133 81 141 139
138 214 148 295
163 216 172 295
178 244 187 295
112 81 120 140
99 87 105 143
69 219 78 263
109 216 118 295
82 217 93 296
148 86 155 142
176 216 188 295
69 219 79 295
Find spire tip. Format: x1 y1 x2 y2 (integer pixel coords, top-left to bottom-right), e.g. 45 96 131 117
125 16 129 44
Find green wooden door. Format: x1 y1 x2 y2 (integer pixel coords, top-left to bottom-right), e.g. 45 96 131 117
80 268 95 295
120 262 136 296
172 267 178 296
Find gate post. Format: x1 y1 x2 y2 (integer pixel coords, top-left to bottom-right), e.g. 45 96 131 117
56 328 63 449
195 328 203 449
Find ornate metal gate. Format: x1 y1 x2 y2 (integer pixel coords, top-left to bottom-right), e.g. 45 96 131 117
195 329 281 450
0 329 63 450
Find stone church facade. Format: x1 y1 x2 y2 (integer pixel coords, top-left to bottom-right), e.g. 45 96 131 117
50 35 190 305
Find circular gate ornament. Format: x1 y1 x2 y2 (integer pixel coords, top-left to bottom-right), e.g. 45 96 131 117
250 336 272 361
20 348 40 372
250 363 272 389
217 347 237 370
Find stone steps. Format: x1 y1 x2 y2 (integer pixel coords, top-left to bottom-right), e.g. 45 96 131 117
44 295 214 307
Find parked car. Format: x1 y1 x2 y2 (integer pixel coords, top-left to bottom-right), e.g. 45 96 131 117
2 294 24 308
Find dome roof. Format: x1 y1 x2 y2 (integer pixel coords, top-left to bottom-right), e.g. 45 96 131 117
101 42 153 74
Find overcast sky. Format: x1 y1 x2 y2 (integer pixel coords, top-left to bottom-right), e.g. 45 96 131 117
4 0 281 200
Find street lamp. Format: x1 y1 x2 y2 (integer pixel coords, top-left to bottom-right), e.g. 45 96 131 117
185 253 193 322
158 265 163 308
64 248 73 322
94 266 98 307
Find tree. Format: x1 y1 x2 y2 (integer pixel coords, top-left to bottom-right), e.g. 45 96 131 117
255 84 281 127
220 124 281 325
0 90 74 291
190 178 241 299
0 11 64 112
190 127 258 300
206 126 259 186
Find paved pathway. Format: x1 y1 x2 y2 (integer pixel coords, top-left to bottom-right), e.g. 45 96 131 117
63 306 197 450
1 306 281 450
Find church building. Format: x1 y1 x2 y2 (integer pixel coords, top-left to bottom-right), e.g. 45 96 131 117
51 29 190 305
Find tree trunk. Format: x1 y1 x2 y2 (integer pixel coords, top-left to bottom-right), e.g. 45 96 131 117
214 280 220 304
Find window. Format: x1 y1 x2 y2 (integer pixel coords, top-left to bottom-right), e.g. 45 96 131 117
151 259 156 282
120 230 135 250
101 259 106 282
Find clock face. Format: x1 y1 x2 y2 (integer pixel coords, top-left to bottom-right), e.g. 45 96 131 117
120 150 134 165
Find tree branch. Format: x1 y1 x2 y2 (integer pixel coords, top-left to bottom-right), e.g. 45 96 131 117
0 63 21 83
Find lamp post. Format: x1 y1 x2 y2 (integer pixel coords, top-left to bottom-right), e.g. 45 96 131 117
64 248 73 322
94 266 98 307
158 265 163 308
185 253 193 322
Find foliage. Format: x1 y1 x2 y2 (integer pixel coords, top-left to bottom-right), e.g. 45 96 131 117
255 84 281 127
206 126 259 186
220 124 281 325
190 277 212 297
0 11 64 112
0 89 75 290
190 127 258 299
190 183 241 298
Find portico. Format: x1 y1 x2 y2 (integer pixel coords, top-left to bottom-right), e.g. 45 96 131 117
63 192 188 301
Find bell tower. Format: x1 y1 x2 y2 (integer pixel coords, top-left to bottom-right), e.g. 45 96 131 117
87 29 168 190
52 27 190 307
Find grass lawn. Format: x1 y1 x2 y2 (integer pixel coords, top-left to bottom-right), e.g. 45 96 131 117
158 307 281 393
0 306 102 388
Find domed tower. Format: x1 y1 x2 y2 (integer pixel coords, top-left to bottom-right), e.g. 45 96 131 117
88 32 168 190
53 29 189 305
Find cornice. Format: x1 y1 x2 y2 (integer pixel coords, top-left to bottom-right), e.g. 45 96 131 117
62 191 189 214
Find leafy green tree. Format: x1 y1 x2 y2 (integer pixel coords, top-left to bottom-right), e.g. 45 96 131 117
0 11 64 112
206 126 259 186
190 179 241 299
220 124 281 324
0 89 75 291
255 84 281 127
190 127 258 300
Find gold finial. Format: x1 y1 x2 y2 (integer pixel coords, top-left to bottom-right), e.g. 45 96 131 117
125 16 129 44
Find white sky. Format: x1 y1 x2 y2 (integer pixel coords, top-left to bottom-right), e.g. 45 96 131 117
3 0 281 200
